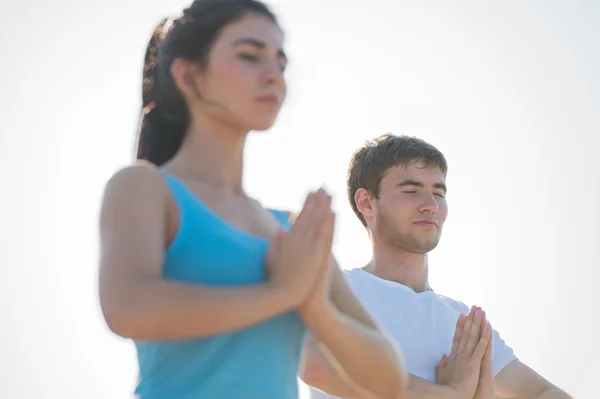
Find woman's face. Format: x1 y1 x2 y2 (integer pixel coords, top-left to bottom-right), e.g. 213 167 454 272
191 13 287 132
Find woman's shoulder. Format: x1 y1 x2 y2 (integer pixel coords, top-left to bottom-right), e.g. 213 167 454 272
247 199 295 227
101 162 170 209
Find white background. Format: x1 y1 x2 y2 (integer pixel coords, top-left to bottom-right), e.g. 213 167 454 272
1 0 598 398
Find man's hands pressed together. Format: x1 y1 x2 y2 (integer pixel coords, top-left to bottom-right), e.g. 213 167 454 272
473 308 495 399
435 307 492 399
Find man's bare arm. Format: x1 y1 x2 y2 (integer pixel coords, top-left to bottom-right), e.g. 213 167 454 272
495 360 571 399
300 259 457 399
300 259 406 399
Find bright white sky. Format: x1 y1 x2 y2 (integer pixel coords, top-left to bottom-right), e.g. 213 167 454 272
1 0 598 398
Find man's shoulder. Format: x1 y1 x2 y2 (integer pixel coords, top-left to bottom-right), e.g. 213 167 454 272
340 267 369 284
341 267 363 276
434 293 470 314
339 267 379 293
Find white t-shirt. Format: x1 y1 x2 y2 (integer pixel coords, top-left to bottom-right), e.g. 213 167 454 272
307 268 517 399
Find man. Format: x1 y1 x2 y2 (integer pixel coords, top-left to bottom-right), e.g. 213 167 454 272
305 134 571 399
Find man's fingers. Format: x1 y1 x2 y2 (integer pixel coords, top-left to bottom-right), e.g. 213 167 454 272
473 322 491 360
480 310 493 363
466 309 483 353
458 308 476 352
482 317 493 370
440 354 448 368
435 354 448 378
451 314 465 354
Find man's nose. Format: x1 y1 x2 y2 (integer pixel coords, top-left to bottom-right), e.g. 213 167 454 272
418 192 439 214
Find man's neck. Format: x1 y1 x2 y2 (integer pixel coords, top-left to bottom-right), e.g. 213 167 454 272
364 242 430 293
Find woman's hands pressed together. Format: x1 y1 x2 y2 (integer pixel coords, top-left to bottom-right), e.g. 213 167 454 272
266 188 335 313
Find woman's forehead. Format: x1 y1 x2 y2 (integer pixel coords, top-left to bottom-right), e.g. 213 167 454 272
216 14 283 50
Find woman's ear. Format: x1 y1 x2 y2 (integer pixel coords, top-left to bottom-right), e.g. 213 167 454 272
170 58 201 101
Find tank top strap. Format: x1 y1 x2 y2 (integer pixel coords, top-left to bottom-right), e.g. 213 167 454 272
160 172 196 205
267 209 292 230
161 171 291 232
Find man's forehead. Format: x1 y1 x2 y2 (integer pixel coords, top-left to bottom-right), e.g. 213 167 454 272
386 163 446 180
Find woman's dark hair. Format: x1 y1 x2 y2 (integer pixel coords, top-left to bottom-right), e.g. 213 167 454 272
136 0 279 166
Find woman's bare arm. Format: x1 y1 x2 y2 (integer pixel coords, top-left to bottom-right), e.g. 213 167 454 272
98 166 292 341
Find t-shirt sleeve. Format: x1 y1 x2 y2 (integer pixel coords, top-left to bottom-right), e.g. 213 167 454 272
490 325 518 376
447 299 518 376
306 387 337 399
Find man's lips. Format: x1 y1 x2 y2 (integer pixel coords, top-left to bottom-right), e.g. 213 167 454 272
413 219 438 227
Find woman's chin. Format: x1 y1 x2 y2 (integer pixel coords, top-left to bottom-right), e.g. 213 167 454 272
249 116 279 132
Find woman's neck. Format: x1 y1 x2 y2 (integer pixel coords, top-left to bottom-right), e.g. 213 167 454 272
168 119 248 194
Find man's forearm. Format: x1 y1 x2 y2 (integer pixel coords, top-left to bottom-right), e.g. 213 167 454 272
402 375 569 399
404 375 456 399
529 387 572 399
307 305 406 399
495 360 571 399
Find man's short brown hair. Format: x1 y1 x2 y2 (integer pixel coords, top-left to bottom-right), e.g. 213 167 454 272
347 134 448 227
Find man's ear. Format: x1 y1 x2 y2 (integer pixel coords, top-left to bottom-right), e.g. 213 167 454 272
355 188 375 222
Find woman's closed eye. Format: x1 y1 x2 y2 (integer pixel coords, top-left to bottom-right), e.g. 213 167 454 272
238 53 259 62
238 53 286 72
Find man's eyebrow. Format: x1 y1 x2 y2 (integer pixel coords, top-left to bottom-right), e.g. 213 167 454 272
397 180 447 192
434 182 447 193
233 38 287 60
397 179 424 188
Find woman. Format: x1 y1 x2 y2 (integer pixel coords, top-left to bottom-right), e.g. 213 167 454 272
98 1 406 398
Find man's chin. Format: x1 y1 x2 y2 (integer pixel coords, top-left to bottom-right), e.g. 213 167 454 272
408 239 440 254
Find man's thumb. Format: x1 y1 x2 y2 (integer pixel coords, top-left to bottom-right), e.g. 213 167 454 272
438 354 448 369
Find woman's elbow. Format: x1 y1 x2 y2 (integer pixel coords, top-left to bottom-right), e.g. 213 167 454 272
391 368 408 399
99 292 144 339
371 351 407 399
384 357 408 399
100 303 133 338
388 352 408 398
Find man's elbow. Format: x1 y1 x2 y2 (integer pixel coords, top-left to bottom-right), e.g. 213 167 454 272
548 387 572 399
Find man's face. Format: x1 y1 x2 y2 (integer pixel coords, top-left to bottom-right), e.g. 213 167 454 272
370 161 448 253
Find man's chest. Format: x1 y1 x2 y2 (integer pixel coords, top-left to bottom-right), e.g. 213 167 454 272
354 288 462 381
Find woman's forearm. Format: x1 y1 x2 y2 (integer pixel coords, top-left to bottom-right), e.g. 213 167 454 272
101 277 292 340
306 305 406 399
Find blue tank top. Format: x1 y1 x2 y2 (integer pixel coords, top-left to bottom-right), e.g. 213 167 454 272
133 173 307 399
